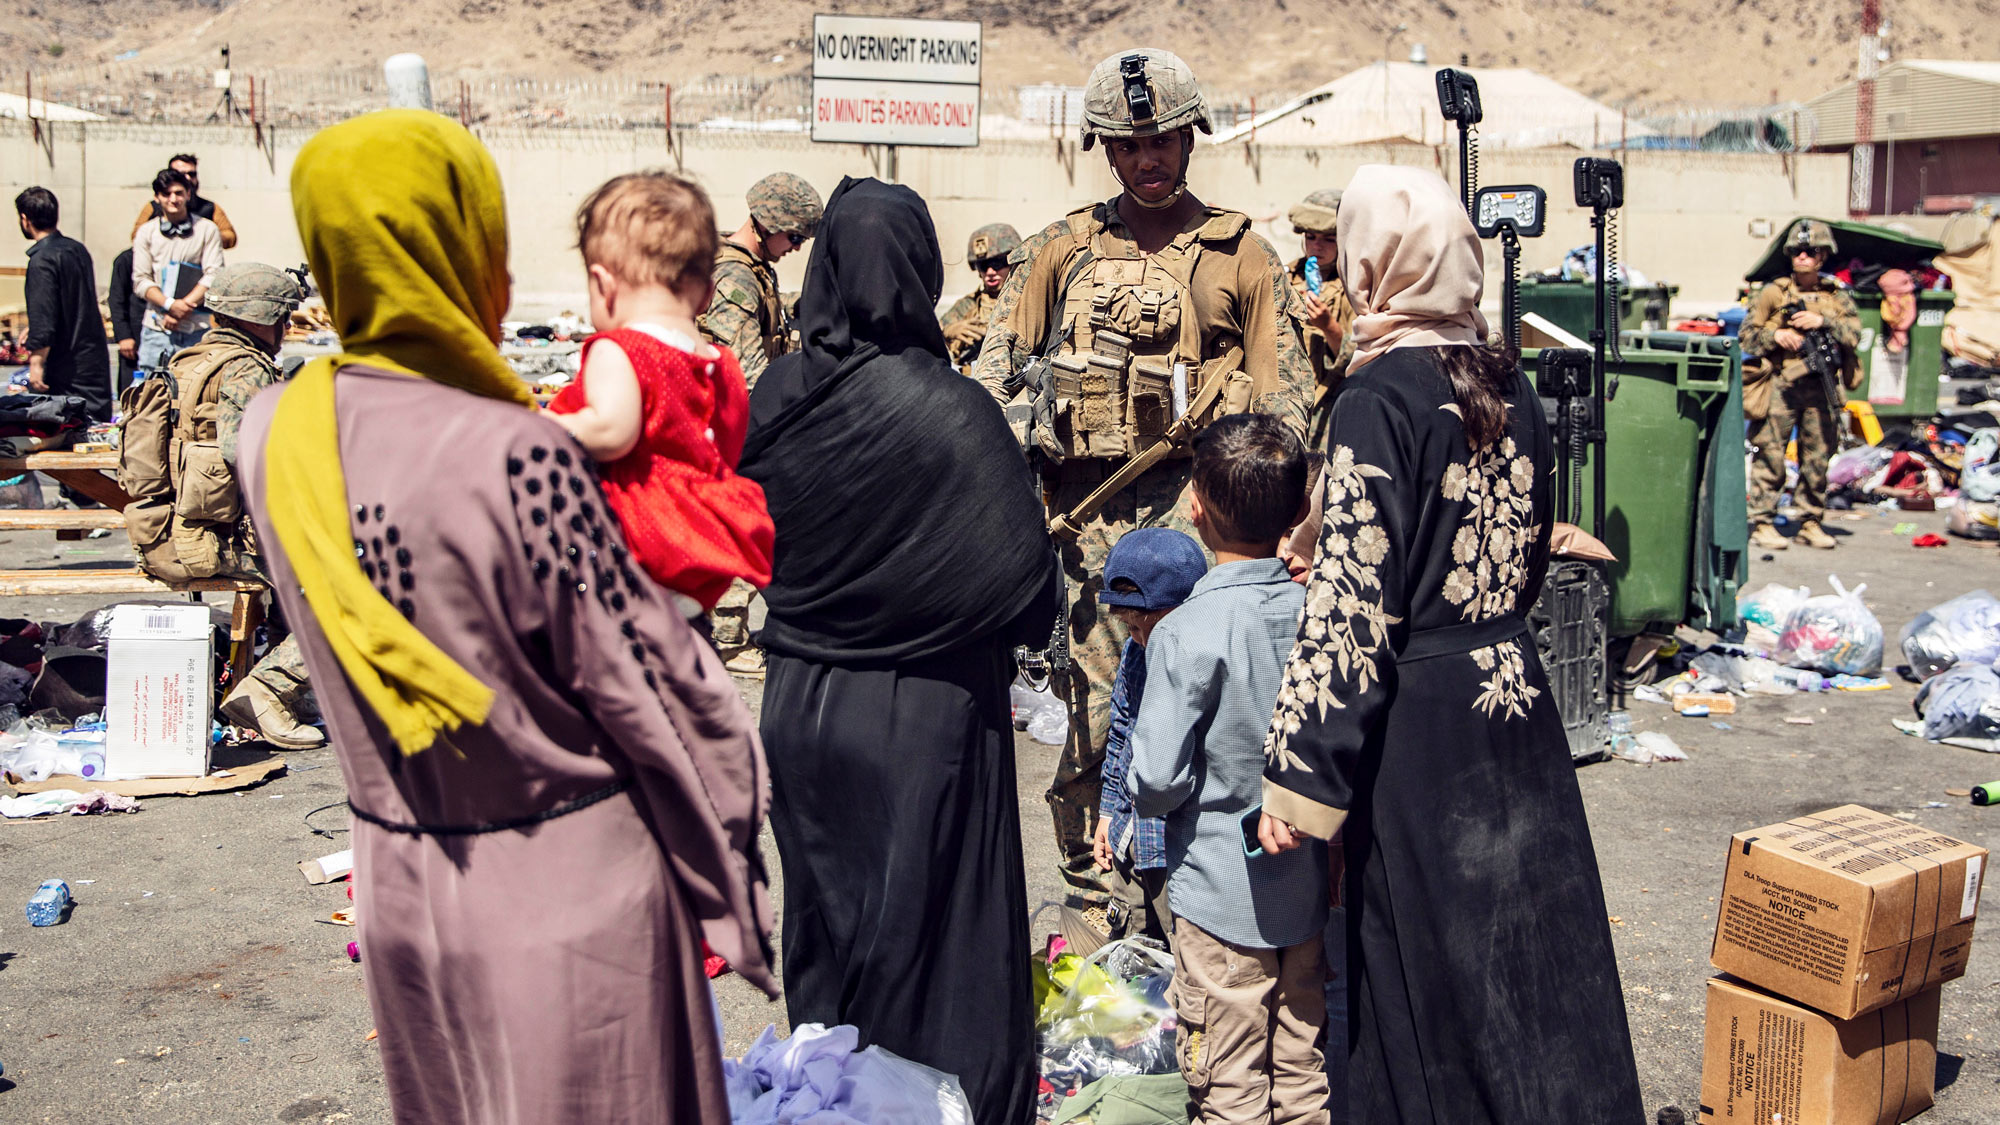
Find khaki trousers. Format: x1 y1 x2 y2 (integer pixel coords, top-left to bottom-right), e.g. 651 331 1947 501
1171 918 1329 1125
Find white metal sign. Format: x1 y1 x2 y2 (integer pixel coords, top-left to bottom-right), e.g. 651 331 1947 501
812 15 981 147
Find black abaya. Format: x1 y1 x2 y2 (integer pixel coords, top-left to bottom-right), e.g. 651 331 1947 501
740 178 1059 1125
762 642 1034 1125
1261 349 1644 1123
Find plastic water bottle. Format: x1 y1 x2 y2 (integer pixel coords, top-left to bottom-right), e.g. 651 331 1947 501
25 879 71 926
76 750 106 781
1773 667 1825 692
1606 711 1633 736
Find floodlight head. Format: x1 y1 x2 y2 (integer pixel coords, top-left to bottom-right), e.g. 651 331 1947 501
1473 184 1546 239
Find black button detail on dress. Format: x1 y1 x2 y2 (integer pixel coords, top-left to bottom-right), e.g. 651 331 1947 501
363 561 377 581
610 592 627 612
355 505 369 524
589 525 604 547
548 470 562 488
565 544 580 560
568 476 585 496
557 566 573 586
533 559 550 581
644 669 658 690
550 492 568 514
373 504 386 522
524 478 542 496
398 571 415 591
372 537 384 557
530 446 548 463
547 531 561 549
530 508 548 527
506 457 524 476
554 448 572 468
569 514 585 534
386 526 401 547
629 642 646 663
620 620 636 639
398 598 416 619
395 547 412 568
580 502 596 523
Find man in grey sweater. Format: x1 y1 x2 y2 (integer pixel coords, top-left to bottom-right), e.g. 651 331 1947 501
1131 413 1328 1125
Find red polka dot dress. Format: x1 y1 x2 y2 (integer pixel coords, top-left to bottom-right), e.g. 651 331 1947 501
548 325 773 610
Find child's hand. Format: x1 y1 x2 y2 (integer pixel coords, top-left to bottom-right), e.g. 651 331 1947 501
1092 818 1113 871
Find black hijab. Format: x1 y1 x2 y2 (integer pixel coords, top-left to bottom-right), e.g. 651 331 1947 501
741 177 1057 664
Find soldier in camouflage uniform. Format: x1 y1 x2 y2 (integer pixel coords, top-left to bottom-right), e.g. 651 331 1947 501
940 223 1023 370
700 172 823 674
972 49 1314 906
1286 188 1357 449
1741 220 1862 552
170 263 324 749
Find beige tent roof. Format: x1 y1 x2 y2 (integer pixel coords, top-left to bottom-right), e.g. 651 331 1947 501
1211 61 1643 149
0 92 104 123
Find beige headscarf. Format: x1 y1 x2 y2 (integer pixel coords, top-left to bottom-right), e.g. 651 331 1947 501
1337 164 1490 372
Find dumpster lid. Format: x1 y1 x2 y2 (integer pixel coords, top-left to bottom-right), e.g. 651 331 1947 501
1746 217 1943 283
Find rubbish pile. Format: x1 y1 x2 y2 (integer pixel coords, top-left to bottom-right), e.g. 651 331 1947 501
503 315 592 385
1817 410 2000 536
1613 576 1888 758
1892 589 2000 749
1033 937 1182 1119
723 1022 973 1125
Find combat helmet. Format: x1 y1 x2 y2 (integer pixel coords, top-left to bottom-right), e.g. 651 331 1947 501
205 262 305 327
1080 49 1212 151
1785 220 1838 257
1289 189 1343 235
966 223 1023 268
747 172 824 241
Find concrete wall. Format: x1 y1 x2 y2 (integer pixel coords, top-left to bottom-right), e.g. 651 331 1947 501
1 118 1848 316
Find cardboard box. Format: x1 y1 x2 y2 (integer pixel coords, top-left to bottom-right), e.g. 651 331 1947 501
105 604 213 779
1699 976 1937 1125
1711 804 1985 1018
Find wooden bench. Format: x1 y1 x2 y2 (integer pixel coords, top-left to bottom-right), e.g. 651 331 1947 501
0 444 270 683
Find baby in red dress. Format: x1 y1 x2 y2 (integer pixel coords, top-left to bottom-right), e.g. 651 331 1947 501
546 172 774 619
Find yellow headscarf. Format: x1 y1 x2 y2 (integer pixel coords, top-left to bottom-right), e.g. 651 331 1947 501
261 109 534 756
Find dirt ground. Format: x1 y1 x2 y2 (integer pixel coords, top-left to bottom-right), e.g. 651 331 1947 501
0 497 1996 1123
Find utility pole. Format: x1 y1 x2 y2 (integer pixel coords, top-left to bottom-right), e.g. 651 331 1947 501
1850 0 1881 215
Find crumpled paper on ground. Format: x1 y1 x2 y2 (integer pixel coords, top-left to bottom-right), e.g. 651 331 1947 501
0 788 141 817
723 1023 972 1125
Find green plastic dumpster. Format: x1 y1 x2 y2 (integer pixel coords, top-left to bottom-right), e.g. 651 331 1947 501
1744 216 1952 420
1527 332 1747 637
1519 278 1680 341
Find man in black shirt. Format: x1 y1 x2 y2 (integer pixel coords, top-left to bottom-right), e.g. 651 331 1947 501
107 248 145 389
16 187 112 421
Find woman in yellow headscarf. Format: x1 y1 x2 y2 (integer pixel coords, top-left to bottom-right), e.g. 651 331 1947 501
237 109 774 1125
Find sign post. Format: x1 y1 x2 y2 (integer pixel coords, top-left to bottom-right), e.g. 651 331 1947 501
811 13 982 173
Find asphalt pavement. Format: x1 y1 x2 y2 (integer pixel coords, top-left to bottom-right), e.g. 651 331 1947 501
0 501 1995 1122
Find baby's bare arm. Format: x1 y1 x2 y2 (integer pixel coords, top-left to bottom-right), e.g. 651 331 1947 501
553 340 645 462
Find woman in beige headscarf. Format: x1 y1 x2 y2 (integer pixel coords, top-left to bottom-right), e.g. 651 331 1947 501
1256 165 1643 1123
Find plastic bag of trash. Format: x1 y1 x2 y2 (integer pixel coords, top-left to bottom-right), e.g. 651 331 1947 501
1775 577 1884 676
1899 590 2000 679
1737 583 1810 630
1827 444 1894 488
1915 663 2000 741
1013 676 1069 746
1611 730 1689 763
724 1023 972 1125
1038 938 1177 1088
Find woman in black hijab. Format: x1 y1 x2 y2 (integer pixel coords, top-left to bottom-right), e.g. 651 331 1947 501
741 177 1059 1125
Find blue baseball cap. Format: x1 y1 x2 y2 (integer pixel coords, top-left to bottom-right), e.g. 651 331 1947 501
1099 527 1206 610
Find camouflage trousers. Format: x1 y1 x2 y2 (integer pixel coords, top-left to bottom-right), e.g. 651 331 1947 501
1045 457 1200 905
1749 376 1835 525
710 579 760 649
248 632 314 713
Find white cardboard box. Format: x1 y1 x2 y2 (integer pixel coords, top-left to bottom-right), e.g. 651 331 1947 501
105 604 213 779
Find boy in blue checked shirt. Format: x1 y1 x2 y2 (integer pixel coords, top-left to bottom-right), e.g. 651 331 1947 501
1131 414 1328 1125
1090 526 1207 944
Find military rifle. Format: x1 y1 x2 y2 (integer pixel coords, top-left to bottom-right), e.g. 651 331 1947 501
1781 301 1850 415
